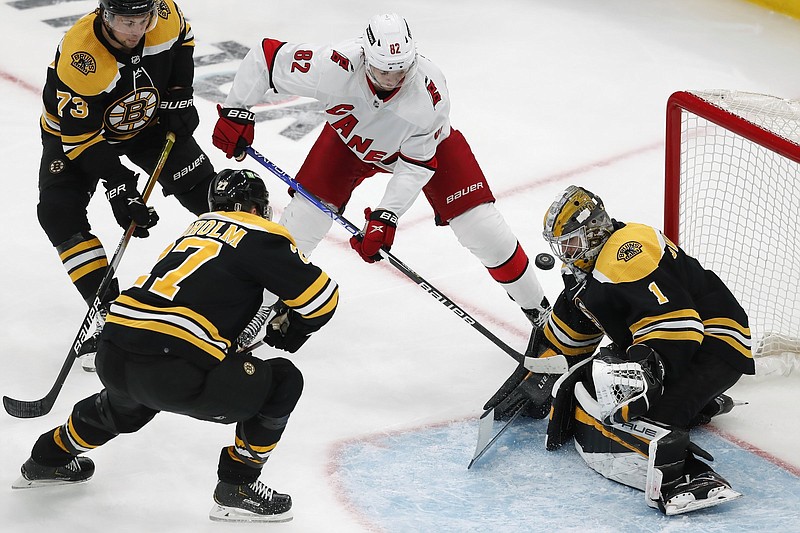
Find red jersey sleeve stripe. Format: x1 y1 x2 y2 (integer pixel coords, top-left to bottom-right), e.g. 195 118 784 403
261 38 286 90
399 153 438 171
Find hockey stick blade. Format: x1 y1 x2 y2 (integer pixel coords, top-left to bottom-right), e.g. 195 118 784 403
468 401 528 469
523 354 568 374
3 133 176 419
3 395 56 419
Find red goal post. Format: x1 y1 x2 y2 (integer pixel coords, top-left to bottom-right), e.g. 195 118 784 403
664 90 800 363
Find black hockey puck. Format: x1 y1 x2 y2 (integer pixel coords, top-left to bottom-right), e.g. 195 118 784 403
534 252 556 270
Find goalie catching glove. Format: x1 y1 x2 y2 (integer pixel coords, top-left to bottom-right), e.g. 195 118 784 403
592 343 664 426
350 208 397 263
264 302 318 353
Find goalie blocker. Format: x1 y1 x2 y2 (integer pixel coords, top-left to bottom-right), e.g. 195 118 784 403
544 346 742 516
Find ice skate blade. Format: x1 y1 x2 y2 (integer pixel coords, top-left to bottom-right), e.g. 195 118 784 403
209 504 293 523
11 475 91 490
664 488 742 515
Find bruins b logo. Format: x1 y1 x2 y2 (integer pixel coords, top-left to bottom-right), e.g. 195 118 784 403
105 88 159 134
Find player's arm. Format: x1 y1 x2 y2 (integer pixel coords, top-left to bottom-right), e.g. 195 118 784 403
54 76 158 236
214 39 346 159
248 233 339 353
349 117 444 263
159 6 198 137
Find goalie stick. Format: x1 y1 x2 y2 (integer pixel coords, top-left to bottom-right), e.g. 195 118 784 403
245 146 567 374
468 401 528 469
3 132 176 419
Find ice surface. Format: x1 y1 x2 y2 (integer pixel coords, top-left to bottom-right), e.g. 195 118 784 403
2 1 800 531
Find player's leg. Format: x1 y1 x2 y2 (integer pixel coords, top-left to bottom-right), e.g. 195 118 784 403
279 124 380 256
14 342 158 490
423 129 548 323
211 357 304 522
38 138 110 306
571 367 742 515
127 134 216 216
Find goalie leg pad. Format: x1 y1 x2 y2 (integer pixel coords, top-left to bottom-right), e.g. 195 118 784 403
545 355 594 450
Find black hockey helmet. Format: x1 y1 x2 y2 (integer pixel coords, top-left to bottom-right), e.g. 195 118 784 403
208 169 272 219
99 0 157 16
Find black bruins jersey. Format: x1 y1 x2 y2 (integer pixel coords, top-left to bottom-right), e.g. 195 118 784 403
40 0 193 180
104 212 339 368
544 222 754 377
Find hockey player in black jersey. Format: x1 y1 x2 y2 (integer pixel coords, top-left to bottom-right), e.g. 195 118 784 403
488 185 754 515
36 0 217 370
14 169 339 523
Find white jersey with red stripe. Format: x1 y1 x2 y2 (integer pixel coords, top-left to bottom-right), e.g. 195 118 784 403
224 37 451 217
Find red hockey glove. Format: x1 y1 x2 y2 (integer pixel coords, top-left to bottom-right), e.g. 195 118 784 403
349 208 398 263
212 105 255 161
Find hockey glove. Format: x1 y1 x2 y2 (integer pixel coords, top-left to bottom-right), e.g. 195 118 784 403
592 343 665 425
158 87 199 137
484 364 554 420
212 105 255 161
105 178 159 237
349 208 398 263
263 302 316 353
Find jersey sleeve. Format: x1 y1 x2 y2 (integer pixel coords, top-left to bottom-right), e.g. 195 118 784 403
544 271 605 366
225 39 349 108
246 229 339 332
376 69 451 217
167 1 194 88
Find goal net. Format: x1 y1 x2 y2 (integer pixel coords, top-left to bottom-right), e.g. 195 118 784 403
664 90 800 373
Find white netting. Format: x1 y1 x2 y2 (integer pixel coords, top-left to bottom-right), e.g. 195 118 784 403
676 90 800 361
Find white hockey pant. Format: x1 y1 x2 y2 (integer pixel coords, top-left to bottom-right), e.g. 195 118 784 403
449 203 545 310
278 194 334 257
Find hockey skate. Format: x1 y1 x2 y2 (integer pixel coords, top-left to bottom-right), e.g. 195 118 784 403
12 457 95 489
522 297 551 330
659 471 741 515
209 479 293 522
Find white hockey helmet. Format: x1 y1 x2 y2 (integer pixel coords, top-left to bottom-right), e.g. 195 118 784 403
362 13 417 85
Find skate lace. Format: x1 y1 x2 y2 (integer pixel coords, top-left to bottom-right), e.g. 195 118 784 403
249 481 275 501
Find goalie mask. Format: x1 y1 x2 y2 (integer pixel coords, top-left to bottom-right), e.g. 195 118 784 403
543 185 614 272
208 169 272 220
362 13 417 90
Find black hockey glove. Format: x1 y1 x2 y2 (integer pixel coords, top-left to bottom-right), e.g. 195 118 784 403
158 87 199 137
484 364 555 420
105 178 159 238
263 302 317 353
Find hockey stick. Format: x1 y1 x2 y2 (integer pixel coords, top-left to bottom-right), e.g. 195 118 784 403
3 132 176 419
245 146 567 374
467 400 528 469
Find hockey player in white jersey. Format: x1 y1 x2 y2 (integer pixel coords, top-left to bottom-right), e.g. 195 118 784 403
212 13 550 329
